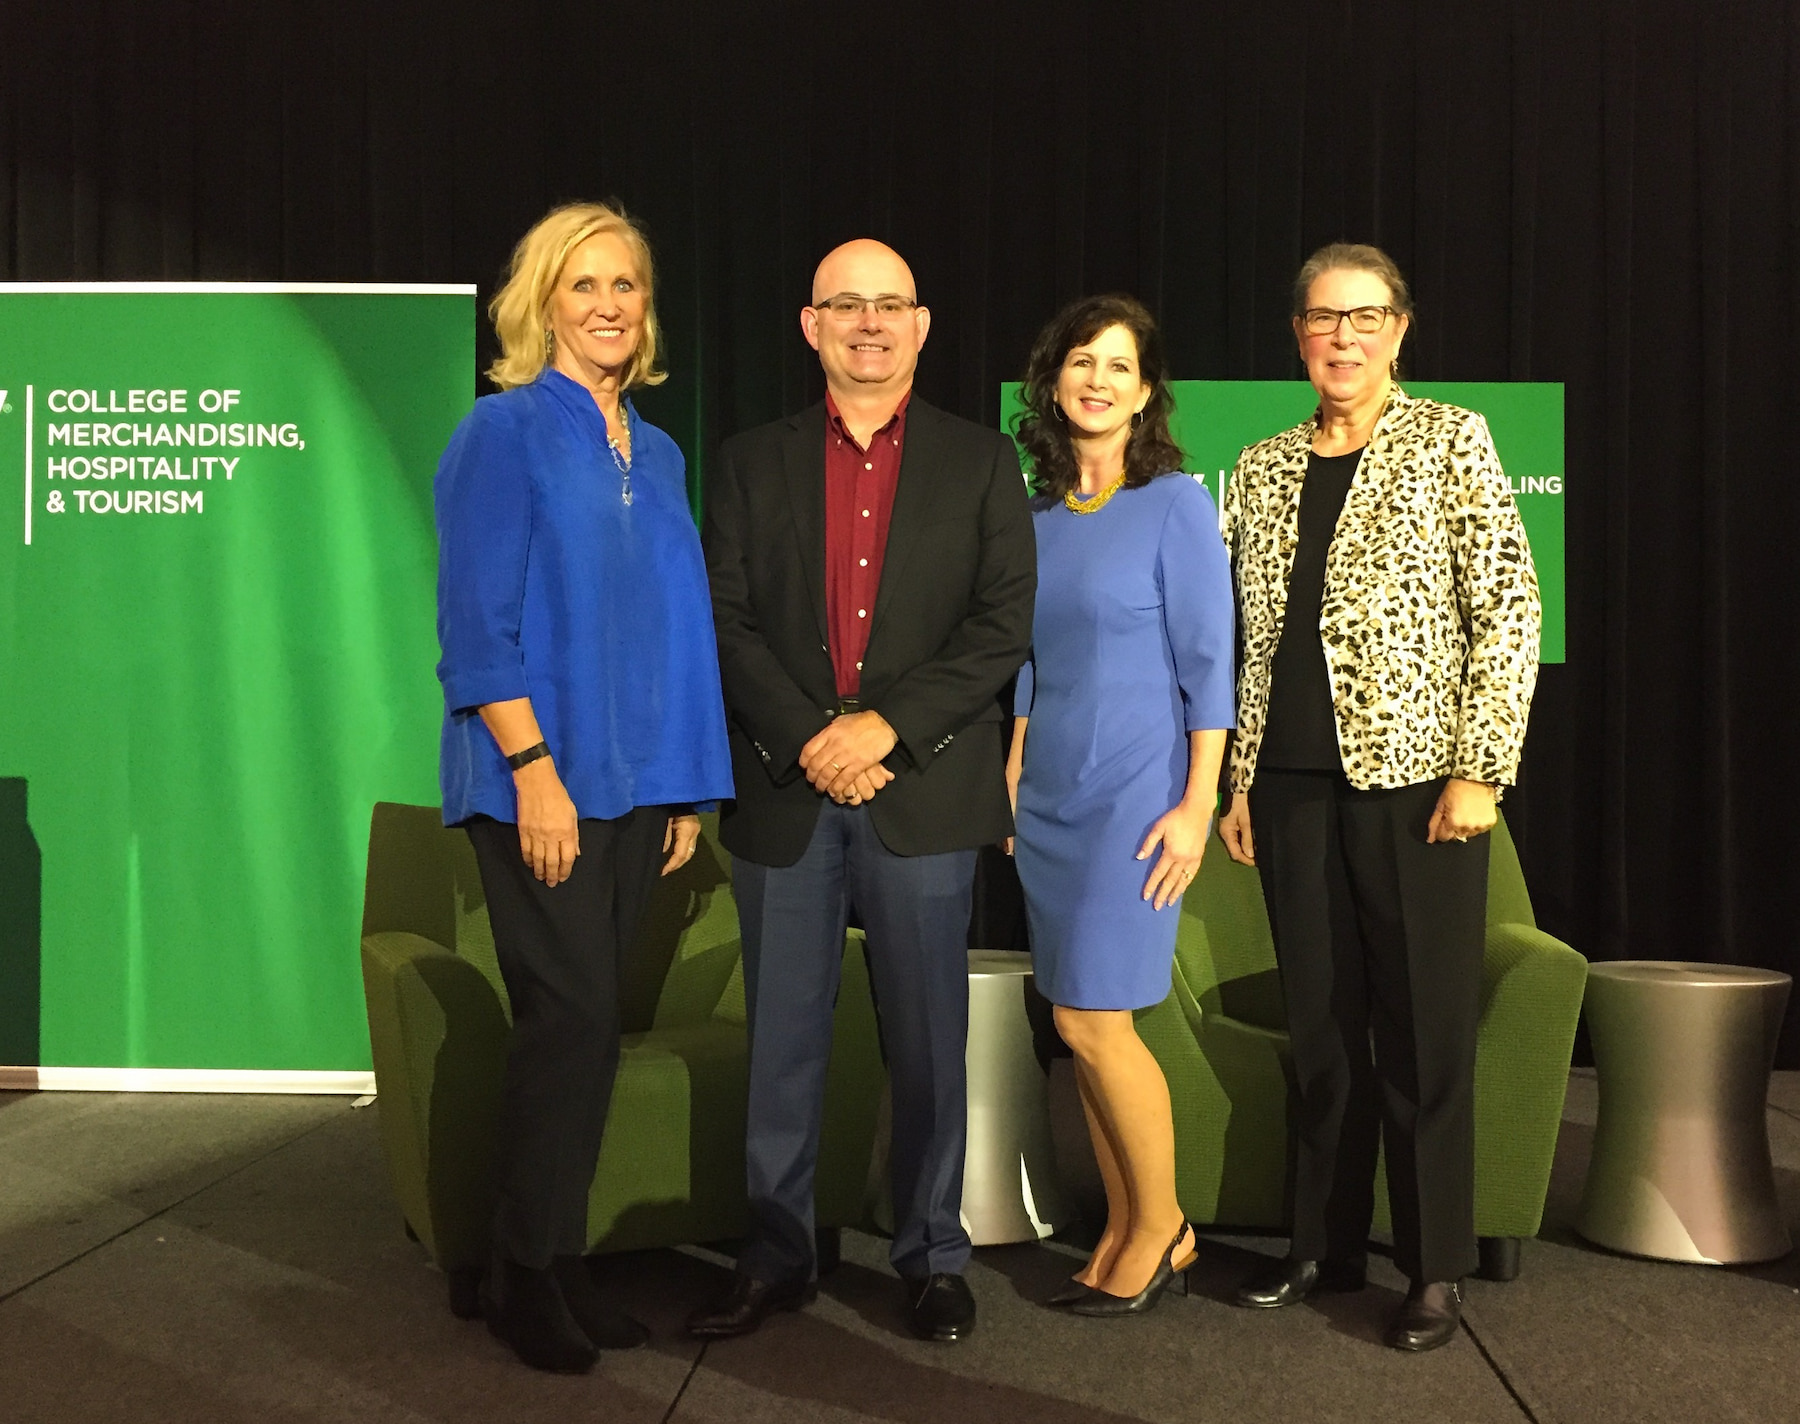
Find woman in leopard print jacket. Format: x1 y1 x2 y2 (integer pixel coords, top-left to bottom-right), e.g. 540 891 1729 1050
1216 244 1540 1354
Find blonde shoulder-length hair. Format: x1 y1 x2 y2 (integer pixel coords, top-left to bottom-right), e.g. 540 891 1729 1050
486 202 669 391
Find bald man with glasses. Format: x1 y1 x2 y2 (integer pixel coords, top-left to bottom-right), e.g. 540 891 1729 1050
693 240 1035 1343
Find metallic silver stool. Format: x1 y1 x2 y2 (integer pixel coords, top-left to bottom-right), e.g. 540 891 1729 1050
1577 961 1792 1264
961 951 1071 1245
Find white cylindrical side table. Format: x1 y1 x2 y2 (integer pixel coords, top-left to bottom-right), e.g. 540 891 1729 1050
961 950 1072 1244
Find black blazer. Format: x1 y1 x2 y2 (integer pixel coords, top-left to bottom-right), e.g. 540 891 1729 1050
703 397 1036 868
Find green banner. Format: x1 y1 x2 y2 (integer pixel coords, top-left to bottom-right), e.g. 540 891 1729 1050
0 285 474 1072
1001 381 1566 664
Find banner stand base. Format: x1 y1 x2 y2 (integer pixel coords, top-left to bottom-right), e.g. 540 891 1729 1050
0 1066 376 1095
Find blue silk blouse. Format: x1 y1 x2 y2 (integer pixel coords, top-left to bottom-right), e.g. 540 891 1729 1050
434 369 733 826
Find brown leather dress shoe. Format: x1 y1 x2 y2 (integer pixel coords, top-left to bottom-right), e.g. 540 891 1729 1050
1387 1279 1463 1351
686 1273 816 1339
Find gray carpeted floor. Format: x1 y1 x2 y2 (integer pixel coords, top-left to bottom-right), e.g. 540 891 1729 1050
2 1073 1797 1423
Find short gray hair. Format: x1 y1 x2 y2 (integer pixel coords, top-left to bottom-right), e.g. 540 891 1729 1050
1292 242 1415 319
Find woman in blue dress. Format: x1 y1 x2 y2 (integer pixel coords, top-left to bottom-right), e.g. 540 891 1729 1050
1005 294 1235 1316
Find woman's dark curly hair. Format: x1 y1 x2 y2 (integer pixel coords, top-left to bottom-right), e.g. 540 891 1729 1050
1012 293 1185 500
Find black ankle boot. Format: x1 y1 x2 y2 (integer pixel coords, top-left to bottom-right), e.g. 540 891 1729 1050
481 1257 599 1373
552 1255 650 1350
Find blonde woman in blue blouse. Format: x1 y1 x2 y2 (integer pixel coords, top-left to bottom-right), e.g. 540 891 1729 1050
435 202 732 1373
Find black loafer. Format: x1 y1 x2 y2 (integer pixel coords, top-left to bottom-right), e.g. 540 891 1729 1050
686 1272 816 1339
1387 1279 1462 1352
481 1257 598 1374
552 1255 650 1350
1233 1255 1367 1309
903 1272 976 1342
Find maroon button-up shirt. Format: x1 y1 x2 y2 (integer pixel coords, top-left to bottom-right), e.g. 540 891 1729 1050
824 390 909 697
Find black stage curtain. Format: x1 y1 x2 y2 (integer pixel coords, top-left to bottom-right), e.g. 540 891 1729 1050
7 0 1800 1057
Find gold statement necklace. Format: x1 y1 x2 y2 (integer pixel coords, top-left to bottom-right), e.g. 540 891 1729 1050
1064 471 1128 515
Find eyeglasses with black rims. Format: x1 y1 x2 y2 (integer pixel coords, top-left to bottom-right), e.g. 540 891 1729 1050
813 293 919 320
1301 305 1399 336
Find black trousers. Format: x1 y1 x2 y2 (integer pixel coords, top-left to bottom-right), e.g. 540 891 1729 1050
1249 771 1488 1283
465 807 667 1269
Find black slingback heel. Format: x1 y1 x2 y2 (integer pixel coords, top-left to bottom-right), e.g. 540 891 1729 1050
1044 1275 1097 1308
1070 1224 1195 1318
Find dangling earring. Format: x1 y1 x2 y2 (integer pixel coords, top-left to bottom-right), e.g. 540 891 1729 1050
544 327 556 357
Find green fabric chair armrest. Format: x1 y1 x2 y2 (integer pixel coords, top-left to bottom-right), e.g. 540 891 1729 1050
1470 920 1589 1235
358 805 889 1267
650 936 745 1030
1188 1011 1292 1229
586 1022 752 1252
1370 918 1588 1237
1146 810 1584 1251
1142 967 1292 1230
591 930 887 1253
361 930 509 1270
1168 954 1206 1038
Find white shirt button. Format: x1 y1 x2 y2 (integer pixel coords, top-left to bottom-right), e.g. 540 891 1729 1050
857 608 867 618
864 462 873 471
856 660 863 670
859 558 868 567
862 509 870 517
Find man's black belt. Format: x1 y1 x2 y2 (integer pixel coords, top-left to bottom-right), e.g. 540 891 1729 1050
829 697 861 717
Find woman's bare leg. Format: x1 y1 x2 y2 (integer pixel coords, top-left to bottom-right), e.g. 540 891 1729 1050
1073 1058 1131 1285
1055 1004 1193 1297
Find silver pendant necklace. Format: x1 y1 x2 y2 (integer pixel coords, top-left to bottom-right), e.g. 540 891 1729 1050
607 405 632 506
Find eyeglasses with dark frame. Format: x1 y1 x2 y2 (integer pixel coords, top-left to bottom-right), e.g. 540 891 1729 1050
812 293 919 320
1300 305 1399 336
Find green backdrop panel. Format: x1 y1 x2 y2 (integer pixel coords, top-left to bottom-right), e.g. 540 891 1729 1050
1000 381 1566 664
0 286 473 1071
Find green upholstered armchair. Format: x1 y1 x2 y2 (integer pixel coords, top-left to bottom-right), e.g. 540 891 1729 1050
1134 813 1587 1279
359 803 885 1303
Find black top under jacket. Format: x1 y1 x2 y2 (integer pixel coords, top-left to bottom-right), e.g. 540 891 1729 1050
1259 447 1364 772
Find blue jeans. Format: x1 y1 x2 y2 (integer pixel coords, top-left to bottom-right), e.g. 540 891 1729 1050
733 800 976 1280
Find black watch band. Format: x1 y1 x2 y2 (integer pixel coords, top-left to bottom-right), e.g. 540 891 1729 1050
506 740 551 771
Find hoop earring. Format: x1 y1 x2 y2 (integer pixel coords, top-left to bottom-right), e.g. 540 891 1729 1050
1052 403 1067 423
1132 410 1145 427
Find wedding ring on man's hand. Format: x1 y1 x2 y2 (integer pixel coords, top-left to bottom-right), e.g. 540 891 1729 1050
1455 835 1468 842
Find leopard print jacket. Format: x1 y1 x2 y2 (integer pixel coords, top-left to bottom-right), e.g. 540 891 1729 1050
1221 389 1541 794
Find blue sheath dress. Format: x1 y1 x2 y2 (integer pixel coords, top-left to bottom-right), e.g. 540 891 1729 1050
1014 475 1236 1010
